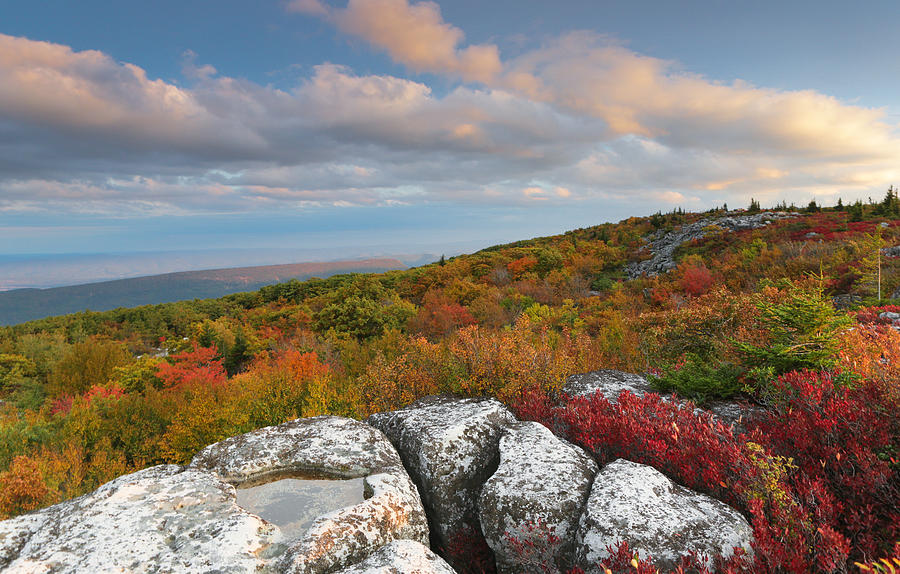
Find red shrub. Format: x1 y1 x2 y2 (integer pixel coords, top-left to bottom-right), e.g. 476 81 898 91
747 370 900 562
440 524 497 574
410 292 477 340
155 345 226 390
681 264 714 297
509 382 868 573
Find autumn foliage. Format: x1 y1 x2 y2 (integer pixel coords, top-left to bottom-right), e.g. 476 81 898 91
2 202 900 571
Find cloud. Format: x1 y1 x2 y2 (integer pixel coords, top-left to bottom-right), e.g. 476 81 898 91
293 0 501 83
1 26 899 220
499 32 900 163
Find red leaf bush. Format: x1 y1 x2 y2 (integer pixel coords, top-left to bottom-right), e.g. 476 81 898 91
511 368 899 573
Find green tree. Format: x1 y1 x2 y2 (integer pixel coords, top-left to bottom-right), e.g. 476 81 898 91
224 330 251 376
849 199 864 222
738 278 851 385
877 185 899 217
313 277 416 339
534 247 564 277
49 339 130 396
0 354 36 395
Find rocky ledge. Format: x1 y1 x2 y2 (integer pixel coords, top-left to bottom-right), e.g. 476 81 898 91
0 372 757 573
626 212 795 278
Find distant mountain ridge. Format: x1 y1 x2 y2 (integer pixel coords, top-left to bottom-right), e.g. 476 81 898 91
0 258 407 325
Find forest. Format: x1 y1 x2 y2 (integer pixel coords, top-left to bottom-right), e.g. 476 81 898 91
1 195 899 573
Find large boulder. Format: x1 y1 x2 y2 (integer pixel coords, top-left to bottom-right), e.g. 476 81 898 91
1 416 430 574
478 421 598 573
0 465 283 573
189 415 429 574
336 540 456 574
368 396 516 570
575 459 753 572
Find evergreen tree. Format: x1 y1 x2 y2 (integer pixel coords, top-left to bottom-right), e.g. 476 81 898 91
748 198 761 213
849 200 864 222
880 185 899 217
224 330 250 376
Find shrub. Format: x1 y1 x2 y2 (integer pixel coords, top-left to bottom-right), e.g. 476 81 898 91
737 278 851 388
510 383 859 573
49 338 130 397
747 370 900 561
650 353 743 403
680 263 714 297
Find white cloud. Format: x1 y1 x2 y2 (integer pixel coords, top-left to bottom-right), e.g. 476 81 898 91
294 0 501 83
1 24 899 218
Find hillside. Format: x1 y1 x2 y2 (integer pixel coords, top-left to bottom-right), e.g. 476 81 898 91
0 258 407 326
1 199 899 572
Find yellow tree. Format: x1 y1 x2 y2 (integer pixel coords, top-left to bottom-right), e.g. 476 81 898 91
856 224 886 298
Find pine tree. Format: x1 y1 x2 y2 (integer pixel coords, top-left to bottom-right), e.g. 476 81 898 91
849 200 864 222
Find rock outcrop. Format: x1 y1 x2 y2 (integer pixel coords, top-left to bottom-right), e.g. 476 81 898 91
0 465 282 573
368 396 516 571
1 416 428 574
562 369 655 402
575 459 753 572
190 416 429 574
0 388 759 574
478 421 597 573
627 212 795 278
335 540 456 574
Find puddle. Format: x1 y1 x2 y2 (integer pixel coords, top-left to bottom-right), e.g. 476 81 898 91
235 476 366 540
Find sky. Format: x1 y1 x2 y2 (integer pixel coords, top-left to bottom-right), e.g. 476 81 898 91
2 0 900 258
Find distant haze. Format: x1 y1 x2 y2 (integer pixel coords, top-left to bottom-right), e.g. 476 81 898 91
0 240 488 291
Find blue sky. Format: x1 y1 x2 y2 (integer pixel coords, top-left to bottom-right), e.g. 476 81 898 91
2 0 899 257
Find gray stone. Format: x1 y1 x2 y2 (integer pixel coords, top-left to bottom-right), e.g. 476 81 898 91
0 465 283 573
0 416 431 574
562 369 654 402
478 421 598 573
368 396 516 570
190 415 429 574
575 459 753 572
336 540 456 574
832 294 862 309
705 400 766 435
883 245 900 258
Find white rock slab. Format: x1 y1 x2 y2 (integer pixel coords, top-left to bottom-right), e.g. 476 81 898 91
478 421 598 573
575 459 753 572
336 540 456 574
368 396 516 570
190 416 429 574
0 465 282 574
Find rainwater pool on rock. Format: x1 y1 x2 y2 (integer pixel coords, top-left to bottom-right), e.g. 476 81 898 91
235 476 366 540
